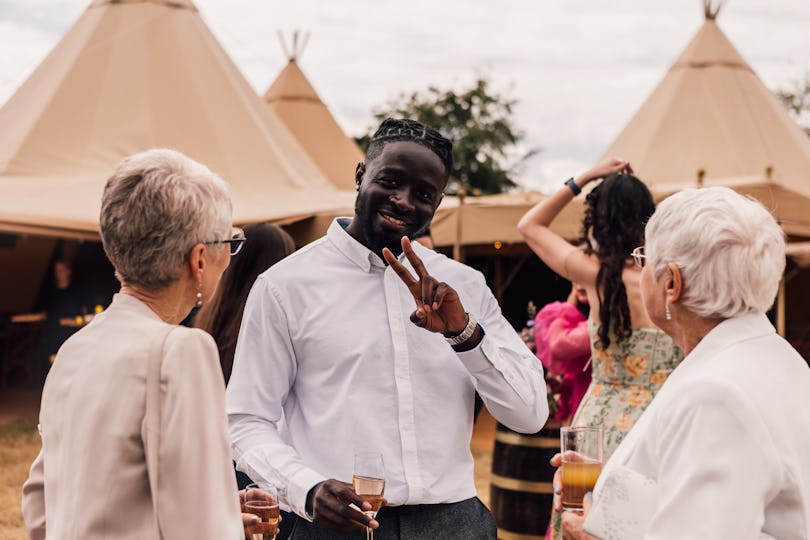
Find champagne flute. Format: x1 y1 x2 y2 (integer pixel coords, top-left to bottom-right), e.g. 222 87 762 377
244 483 280 540
353 452 385 540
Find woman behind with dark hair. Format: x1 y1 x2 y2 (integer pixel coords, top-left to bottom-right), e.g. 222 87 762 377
518 159 683 539
579 173 656 351
195 222 295 384
195 222 296 539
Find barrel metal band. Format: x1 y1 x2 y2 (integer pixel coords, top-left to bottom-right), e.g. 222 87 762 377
496 528 546 540
490 473 554 494
495 430 558 449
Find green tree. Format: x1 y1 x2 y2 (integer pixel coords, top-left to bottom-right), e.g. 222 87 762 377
356 78 538 195
776 72 810 137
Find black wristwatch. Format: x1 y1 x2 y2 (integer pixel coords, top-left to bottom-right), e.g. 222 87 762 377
565 177 581 196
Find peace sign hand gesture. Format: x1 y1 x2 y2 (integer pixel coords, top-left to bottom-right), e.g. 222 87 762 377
382 237 469 336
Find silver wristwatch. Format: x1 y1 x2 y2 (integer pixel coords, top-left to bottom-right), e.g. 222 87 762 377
444 312 478 346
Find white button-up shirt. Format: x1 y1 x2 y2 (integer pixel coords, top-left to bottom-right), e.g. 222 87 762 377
227 219 547 518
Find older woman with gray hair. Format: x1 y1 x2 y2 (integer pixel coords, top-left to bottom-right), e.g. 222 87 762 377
22 149 247 539
561 187 810 539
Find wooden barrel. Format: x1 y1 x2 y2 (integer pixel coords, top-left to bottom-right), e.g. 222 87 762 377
490 420 561 540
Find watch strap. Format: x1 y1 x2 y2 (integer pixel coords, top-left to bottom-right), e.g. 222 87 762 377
565 177 582 196
444 312 478 346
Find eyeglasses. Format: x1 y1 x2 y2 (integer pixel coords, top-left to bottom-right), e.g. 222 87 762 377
205 227 246 256
631 246 646 268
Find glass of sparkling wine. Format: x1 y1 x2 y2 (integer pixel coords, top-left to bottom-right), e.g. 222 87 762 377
560 426 604 511
353 452 385 540
244 483 280 540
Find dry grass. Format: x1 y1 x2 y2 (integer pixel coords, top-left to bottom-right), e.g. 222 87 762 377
0 411 494 540
0 419 40 540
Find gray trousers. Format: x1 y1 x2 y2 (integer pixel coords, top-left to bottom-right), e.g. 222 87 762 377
289 497 497 540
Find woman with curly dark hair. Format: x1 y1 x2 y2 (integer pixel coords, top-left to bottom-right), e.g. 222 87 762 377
518 159 683 539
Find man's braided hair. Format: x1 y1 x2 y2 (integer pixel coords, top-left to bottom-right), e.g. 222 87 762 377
366 118 453 180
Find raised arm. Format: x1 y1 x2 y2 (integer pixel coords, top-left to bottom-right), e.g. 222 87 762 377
384 237 549 433
517 159 632 285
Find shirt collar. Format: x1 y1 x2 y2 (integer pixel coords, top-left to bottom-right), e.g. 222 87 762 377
326 218 431 274
327 218 387 272
679 312 775 369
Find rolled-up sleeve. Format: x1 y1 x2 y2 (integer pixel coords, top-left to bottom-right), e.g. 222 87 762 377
226 276 326 520
456 275 548 433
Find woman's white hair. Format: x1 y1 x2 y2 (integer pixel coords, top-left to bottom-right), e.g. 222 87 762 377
100 149 232 290
646 186 785 319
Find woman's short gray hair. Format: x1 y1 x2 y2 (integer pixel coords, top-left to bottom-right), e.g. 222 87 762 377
100 149 232 290
646 186 785 319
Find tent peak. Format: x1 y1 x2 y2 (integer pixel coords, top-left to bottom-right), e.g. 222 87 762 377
704 0 725 21
278 30 310 62
89 0 198 11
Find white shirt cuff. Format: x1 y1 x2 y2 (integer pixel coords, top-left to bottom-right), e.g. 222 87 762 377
454 333 494 373
288 468 328 521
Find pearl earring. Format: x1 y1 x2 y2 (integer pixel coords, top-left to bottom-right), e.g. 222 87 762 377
195 280 203 309
665 303 672 321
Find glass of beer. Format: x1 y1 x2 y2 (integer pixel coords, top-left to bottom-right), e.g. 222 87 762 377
353 452 385 540
244 483 280 540
560 426 603 511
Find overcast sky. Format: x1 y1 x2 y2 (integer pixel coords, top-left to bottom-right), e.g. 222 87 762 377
1 0 810 191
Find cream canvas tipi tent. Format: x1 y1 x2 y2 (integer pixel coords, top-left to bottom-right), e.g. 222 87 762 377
600 2 810 238
264 34 364 191
601 2 810 353
0 0 354 315
0 0 353 241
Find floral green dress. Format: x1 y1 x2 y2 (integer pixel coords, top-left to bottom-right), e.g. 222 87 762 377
549 322 682 539
572 322 684 457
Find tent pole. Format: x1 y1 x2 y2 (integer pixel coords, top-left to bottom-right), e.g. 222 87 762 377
453 190 466 263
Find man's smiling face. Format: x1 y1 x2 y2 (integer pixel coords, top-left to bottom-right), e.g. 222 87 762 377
350 141 446 257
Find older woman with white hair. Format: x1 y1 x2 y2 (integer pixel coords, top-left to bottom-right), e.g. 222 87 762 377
22 149 248 539
560 187 810 539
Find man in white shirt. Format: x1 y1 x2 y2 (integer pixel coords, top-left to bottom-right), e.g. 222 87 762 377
227 118 548 539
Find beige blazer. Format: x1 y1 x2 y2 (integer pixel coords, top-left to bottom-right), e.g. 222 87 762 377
22 293 242 539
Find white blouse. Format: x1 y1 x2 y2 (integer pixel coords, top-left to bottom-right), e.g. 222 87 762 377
585 313 810 540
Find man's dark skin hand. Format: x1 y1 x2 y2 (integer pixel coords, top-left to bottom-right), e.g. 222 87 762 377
306 479 386 532
383 236 484 351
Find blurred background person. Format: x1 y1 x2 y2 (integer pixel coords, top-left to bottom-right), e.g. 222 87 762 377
518 159 683 539
562 187 810 539
534 282 591 422
33 258 83 384
195 221 296 385
22 149 243 540
195 220 297 540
